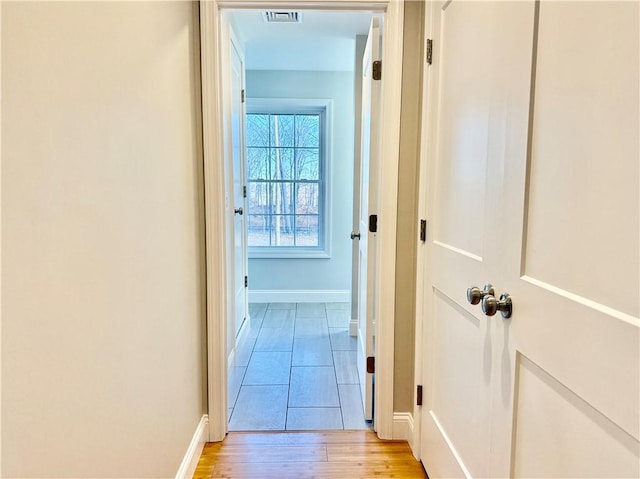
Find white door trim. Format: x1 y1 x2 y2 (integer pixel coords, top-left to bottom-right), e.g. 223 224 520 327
411 0 434 459
199 0 405 441
373 0 404 440
200 1 228 442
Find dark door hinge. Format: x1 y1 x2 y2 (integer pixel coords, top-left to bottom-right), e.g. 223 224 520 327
244 275 248 288
243 185 247 198
369 214 378 233
372 60 382 80
420 219 427 242
366 356 375 374
417 385 423 406
241 89 245 103
426 39 433 65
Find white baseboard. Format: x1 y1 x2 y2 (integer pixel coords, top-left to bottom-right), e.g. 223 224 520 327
249 289 350 303
349 318 358 337
392 412 415 446
175 414 209 479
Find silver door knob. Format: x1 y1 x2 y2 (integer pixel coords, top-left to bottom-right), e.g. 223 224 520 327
466 284 495 305
481 293 512 318
350 231 361 240
234 207 243 215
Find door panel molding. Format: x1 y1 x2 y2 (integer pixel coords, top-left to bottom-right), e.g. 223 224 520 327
521 275 639 327
520 1 639 319
511 353 639 478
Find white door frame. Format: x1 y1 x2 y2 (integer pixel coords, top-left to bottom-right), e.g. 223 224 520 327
199 0 405 442
411 0 433 460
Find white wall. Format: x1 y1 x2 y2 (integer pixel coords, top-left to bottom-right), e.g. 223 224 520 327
1 2 206 477
246 70 354 293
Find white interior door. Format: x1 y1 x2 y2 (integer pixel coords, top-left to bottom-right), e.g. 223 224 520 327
230 38 248 339
420 1 639 477
357 17 381 422
498 2 639 476
419 2 498 474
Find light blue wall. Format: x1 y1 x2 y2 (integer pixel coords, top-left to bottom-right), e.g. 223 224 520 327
246 70 354 291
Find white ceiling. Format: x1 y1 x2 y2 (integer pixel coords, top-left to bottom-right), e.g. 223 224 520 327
228 10 373 71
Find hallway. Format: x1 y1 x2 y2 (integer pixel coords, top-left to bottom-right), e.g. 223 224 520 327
228 302 370 430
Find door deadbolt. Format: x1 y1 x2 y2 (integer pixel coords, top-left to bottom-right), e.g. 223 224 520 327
466 284 495 305
481 293 513 319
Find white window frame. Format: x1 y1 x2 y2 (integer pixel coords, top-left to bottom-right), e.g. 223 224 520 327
246 98 333 259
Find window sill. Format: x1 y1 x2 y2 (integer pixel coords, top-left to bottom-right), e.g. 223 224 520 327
248 248 331 260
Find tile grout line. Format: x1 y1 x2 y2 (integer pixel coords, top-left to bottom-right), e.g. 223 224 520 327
284 302 297 431
325 302 346 431
228 312 260 421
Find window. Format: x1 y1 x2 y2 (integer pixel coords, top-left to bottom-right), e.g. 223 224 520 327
246 99 331 258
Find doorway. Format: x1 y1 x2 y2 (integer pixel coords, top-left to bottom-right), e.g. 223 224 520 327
201 0 405 442
223 8 373 432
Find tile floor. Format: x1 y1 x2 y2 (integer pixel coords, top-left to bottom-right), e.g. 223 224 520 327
228 302 372 431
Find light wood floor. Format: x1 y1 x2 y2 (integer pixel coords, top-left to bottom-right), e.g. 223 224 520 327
193 430 428 478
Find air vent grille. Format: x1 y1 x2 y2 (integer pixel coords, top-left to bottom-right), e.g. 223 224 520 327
263 11 301 23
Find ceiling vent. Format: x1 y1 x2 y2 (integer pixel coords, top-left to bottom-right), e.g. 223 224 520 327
262 11 302 23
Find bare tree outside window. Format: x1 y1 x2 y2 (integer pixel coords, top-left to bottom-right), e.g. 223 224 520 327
246 111 323 248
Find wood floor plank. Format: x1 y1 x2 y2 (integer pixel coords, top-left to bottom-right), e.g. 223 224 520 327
199 444 327 463
219 430 385 446
192 464 214 479
326 442 417 462
194 431 427 479
210 460 426 478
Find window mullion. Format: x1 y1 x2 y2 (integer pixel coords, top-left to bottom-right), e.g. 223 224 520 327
319 112 324 248
293 115 297 246
269 114 274 246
